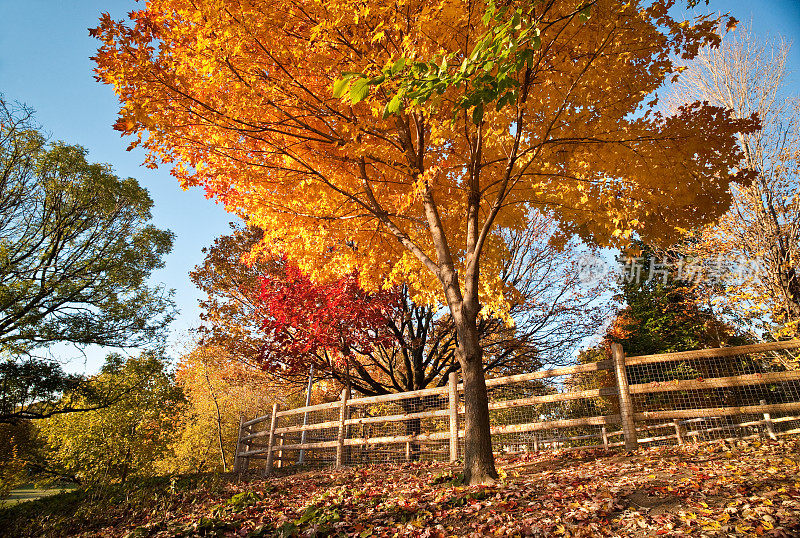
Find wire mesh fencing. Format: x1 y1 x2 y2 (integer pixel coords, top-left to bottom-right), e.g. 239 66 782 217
234 340 800 475
345 390 452 465
273 402 341 469
485 363 622 454
234 384 457 473
626 341 800 445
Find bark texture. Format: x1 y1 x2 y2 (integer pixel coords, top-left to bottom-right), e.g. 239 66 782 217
455 319 498 485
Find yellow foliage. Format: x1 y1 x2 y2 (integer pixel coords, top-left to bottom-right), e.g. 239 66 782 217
165 346 291 474
92 0 755 316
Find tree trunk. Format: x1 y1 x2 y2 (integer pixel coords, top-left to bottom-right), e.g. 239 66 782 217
455 319 498 485
783 266 800 323
399 396 423 460
205 371 228 472
404 416 421 461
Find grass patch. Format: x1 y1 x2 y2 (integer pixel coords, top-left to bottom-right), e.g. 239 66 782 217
0 484 76 507
0 473 227 537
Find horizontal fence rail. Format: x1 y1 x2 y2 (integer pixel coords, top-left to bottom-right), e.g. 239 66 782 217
234 340 800 474
624 340 800 366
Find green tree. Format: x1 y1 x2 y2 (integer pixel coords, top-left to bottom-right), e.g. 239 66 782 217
569 246 751 423
36 353 182 486
0 97 175 423
0 420 38 498
610 244 748 356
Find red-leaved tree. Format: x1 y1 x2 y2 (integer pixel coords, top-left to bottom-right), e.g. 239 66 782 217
257 264 401 380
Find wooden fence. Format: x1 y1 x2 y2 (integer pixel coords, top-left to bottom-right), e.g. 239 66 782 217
234 340 800 475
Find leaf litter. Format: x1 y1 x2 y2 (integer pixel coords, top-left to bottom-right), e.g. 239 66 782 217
9 438 800 537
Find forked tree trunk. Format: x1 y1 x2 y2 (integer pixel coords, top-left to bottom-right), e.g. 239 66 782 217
454 317 498 485
419 160 500 484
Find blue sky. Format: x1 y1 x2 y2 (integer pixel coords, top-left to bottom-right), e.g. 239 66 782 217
0 0 235 373
0 0 798 374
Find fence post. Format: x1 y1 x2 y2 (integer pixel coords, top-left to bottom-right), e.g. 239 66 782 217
448 371 459 462
234 415 245 474
277 434 285 469
601 426 609 450
691 421 700 444
336 387 350 468
241 421 253 472
760 399 777 440
264 403 279 476
673 419 684 445
299 365 314 464
611 343 639 451
533 434 539 452
364 413 373 464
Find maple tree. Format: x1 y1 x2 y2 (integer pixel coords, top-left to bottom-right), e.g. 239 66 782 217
191 225 449 398
258 264 400 375
191 225 453 396
260 266 444 461
94 0 757 483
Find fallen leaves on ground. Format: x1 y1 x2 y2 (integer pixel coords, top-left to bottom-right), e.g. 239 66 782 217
4 438 800 537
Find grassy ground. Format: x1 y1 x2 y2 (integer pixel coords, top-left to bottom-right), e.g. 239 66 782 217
1 484 77 507
2 438 800 537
